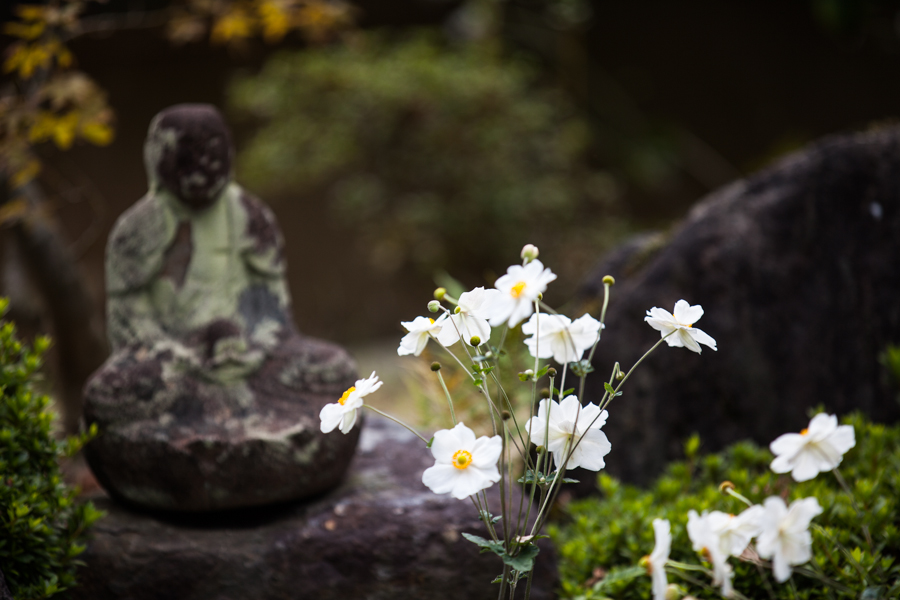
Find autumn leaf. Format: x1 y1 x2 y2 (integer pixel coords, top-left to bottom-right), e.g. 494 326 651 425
10 160 41 189
79 121 114 146
210 8 254 44
4 42 53 79
257 0 289 43
3 21 46 40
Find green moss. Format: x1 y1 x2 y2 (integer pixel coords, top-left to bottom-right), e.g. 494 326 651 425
0 299 103 599
551 412 900 599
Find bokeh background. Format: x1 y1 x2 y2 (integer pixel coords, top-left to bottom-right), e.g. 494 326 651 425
4 0 900 430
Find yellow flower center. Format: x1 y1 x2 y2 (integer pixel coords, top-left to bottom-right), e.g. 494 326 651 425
510 281 527 298
429 318 435 324
338 386 356 406
452 449 473 470
800 428 809 436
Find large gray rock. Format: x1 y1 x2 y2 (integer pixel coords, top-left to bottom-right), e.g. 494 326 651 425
575 127 900 484
83 105 358 510
66 417 558 600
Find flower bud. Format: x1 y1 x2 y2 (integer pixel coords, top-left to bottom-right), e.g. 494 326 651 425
665 584 686 600
469 336 481 346
718 481 735 495
602 275 615 286
427 300 441 313
638 555 651 573
520 243 539 262
537 292 543 301
454 306 462 314
540 388 550 398
547 367 557 378
434 287 447 301
616 370 625 380
518 369 534 382
431 362 442 372
501 410 511 421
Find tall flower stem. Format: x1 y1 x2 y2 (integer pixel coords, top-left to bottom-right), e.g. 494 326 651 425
831 467 874 550
435 370 456 425
361 405 429 444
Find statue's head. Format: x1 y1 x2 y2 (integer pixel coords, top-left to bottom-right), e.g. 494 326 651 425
144 104 233 210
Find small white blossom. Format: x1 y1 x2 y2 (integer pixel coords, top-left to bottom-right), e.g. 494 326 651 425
756 496 822 582
769 413 856 482
522 313 602 365
687 510 734 598
436 287 493 347
397 314 447 357
483 260 557 328
527 395 611 471
521 243 539 262
319 371 383 434
422 422 502 500
649 518 671 600
645 300 717 354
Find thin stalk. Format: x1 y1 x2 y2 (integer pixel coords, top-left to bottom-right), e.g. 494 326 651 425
435 370 456 425
362 405 429 444
725 487 754 508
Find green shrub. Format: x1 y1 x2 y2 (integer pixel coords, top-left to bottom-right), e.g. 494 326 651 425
229 33 622 277
0 300 102 599
551 412 900 599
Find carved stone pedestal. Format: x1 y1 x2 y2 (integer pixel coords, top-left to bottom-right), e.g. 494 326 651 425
66 417 558 600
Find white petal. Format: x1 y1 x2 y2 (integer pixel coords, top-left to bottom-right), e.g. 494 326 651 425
673 300 704 325
339 408 358 434
507 299 534 328
689 327 717 351
678 329 703 353
450 467 495 499
430 422 477 462
806 413 838 439
319 403 344 433
471 435 503 468
770 432 805 459
568 429 611 471
422 463 460 495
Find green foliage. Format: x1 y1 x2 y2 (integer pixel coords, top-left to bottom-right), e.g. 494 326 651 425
229 33 621 276
551 413 900 599
0 300 103 599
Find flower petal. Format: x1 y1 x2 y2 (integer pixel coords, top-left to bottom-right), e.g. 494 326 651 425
673 300 704 325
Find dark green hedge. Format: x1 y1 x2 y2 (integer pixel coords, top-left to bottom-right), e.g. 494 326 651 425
551 412 900 599
0 301 102 599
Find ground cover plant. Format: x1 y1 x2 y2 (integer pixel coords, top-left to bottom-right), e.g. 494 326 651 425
551 412 900 599
0 299 102 599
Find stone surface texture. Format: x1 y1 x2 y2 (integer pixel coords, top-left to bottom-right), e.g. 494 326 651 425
83 104 358 510
65 417 558 600
575 127 900 484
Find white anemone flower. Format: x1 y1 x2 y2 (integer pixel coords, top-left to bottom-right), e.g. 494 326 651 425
644 300 717 354
522 313 602 365
687 510 735 598
422 422 502 500
436 287 493 347
319 371 383 434
398 314 447 356
483 260 557 328
756 496 822 582
769 413 856 482
526 395 611 471
648 518 671 600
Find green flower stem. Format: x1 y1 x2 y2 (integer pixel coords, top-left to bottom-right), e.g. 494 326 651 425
577 280 612 403
361 405 429 444
435 370 456 426
726 487 754 508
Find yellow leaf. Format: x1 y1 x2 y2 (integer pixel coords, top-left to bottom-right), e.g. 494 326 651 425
10 160 41 189
79 121 114 146
210 9 254 44
257 0 289 43
55 45 73 68
15 5 47 22
52 111 79 149
3 42 52 79
2 21 45 40
0 199 28 226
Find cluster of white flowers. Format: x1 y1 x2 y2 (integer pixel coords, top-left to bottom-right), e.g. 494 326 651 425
319 246 719 502
647 413 855 599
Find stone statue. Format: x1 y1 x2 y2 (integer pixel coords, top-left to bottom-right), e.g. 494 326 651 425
83 104 360 511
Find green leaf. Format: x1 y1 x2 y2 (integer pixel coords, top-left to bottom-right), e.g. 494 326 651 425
603 382 615 395
426 436 434 449
502 543 540 572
